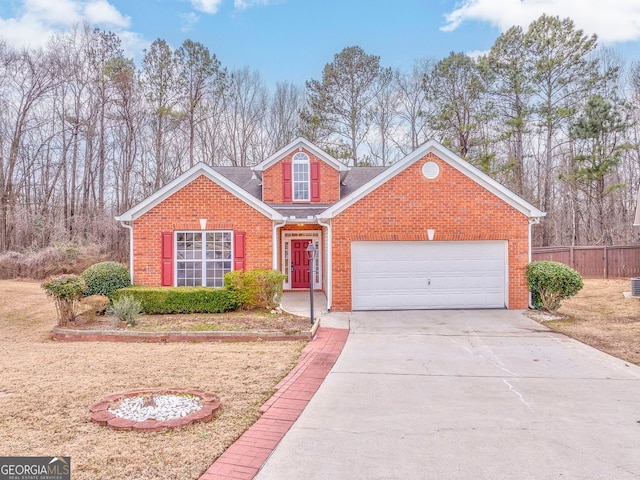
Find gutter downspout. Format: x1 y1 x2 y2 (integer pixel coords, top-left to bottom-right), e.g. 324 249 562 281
317 217 332 311
273 218 287 272
119 221 134 285
528 217 541 309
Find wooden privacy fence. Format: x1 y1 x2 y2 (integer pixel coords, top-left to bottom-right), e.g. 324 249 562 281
531 246 640 279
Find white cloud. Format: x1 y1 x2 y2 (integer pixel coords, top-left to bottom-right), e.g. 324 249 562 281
0 0 134 50
84 0 130 28
465 49 490 60
0 16 54 49
118 30 151 59
23 0 82 25
442 0 640 44
190 0 223 14
234 0 277 11
180 12 200 32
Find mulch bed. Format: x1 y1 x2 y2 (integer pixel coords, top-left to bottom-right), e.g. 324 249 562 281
66 310 312 335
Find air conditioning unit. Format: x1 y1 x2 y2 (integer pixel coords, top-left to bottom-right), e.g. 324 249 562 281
631 278 640 297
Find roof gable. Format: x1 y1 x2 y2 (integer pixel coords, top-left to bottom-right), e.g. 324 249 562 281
320 140 546 219
253 137 350 173
115 162 284 222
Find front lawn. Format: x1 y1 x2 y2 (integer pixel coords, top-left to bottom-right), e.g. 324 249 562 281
0 280 305 480
532 278 640 366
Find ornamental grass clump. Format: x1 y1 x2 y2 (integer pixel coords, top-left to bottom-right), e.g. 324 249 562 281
108 294 143 326
526 260 583 312
41 274 86 326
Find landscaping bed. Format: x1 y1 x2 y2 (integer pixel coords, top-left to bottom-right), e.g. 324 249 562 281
67 309 311 334
53 306 315 342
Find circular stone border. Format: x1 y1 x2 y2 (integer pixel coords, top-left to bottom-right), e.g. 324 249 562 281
89 388 221 432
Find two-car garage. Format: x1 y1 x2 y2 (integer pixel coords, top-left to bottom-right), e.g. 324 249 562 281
351 241 507 310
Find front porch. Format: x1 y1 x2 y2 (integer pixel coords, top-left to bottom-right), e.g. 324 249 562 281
281 291 328 318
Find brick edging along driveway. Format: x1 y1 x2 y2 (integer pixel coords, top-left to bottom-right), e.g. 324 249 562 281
199 327 349 480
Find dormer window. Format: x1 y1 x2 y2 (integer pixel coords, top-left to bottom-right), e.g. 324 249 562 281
292 152 310 201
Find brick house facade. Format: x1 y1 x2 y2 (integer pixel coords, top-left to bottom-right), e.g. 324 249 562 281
116 138 545 311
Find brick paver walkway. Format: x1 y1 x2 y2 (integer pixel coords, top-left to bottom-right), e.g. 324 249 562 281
199 327 349 480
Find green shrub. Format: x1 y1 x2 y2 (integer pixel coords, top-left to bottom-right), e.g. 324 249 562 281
111 286 240 314
81 261 130 297
225 269 287 309
41 274 86 326
526 261 583 312
224 271 247 305
108 294 143 326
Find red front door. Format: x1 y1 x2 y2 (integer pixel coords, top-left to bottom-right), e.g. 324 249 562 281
291 239 311 288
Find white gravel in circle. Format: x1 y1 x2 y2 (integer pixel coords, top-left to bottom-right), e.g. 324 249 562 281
109 394 203 422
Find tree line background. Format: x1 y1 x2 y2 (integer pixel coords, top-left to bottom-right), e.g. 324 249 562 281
1 14 639 273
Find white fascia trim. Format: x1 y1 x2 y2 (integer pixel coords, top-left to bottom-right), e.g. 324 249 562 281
320 140 546 219
252 137 350 173
634 187 640 226
115 162 285 222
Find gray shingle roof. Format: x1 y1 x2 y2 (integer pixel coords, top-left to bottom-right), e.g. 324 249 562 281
212 166 262 200
211 165 389 214
340 167 387 198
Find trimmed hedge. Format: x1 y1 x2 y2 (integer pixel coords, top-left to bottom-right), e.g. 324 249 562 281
111 286 239 314
526 260 583 312
82 261 131 297
225 269 287 309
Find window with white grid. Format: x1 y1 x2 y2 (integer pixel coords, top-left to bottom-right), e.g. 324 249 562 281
292 152 310 201
176 231 232 287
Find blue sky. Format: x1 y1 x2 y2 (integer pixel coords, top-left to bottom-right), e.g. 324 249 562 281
2 0 640 88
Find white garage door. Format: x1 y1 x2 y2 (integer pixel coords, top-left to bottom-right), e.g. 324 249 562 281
352 241 507 310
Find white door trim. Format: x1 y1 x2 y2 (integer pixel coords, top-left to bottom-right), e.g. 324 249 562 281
282 231 322 290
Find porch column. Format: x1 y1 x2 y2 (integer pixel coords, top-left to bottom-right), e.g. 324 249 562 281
318 218 332 311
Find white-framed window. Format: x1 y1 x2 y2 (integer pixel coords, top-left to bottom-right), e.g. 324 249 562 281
176 231 232 287
292 151 310 201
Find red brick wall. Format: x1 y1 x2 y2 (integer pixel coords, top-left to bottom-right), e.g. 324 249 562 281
132 175 273 286
262 148 340 204
330 152 530 311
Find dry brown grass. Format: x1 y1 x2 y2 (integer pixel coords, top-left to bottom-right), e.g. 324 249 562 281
0 280 305 479
536 278 640 366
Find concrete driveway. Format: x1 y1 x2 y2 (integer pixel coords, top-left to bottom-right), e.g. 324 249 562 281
256 310 640 479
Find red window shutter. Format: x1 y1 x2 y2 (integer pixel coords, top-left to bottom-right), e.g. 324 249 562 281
283 163 292 202
161 232 173 286
310 162 320 202
234 231 246 271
